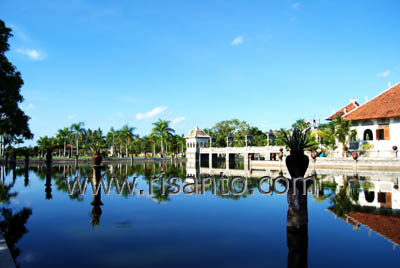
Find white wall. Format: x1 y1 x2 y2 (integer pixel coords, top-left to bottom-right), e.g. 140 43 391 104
352 119 400 152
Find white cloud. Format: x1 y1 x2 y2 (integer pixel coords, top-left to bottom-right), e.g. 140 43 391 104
171 117 185 127
115 96 136 103
67 114 78 120
24 103 35 111
377 70 390 77
292 2 300 9
135 106 167 120
9 24 30 41
16 48 45 61
231 36 244 46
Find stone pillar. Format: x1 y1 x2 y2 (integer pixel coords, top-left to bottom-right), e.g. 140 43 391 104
225 153 229 169
209 153 212 168
244 153 249 170
199 153 202 167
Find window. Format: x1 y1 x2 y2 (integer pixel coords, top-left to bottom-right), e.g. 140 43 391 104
361 120 374 126
363 129 373 140
377 129 385 140
376 124 390 140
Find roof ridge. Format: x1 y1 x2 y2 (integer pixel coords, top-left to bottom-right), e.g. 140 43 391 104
344 82 400 119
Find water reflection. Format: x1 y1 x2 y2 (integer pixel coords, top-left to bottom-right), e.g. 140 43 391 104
325 173 400 248
90 166 103 227
0 165 32 267
0 162 400 267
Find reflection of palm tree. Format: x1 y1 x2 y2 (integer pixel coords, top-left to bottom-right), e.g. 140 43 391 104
152 177 171 203
312 178 333 202
0 183 18 204
0 207 32 266
330 186 354 217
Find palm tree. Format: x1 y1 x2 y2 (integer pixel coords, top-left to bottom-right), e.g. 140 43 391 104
70 122 86 157
331 116 353 157
37 136 55 158
106 127 117 156
176 134 186 155
115 130 124 157
56 127 70 157
147 134 157 156
120 125 136 157
152 119 175 156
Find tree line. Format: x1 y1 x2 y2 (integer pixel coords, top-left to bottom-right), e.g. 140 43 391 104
4 116 357 159
33 119 186 158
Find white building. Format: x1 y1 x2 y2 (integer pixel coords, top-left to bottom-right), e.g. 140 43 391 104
185 126 210 162
326 83 400 157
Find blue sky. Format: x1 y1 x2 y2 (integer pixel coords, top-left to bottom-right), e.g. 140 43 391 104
1 0 400 145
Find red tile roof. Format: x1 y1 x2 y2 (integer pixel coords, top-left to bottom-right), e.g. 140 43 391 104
325 102 359 120
344 83 400 121
347 211 400 245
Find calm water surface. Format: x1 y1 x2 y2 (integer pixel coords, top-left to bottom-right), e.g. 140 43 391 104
0 162 399 267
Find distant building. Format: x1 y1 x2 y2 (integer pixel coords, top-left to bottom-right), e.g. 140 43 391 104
185 126 210 162
326 83 400 155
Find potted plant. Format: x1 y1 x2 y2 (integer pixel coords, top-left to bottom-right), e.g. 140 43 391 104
280 128 314 178
88 130 105 165
90 145 103 165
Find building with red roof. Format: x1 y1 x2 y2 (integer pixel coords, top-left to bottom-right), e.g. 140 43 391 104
326 83 400 155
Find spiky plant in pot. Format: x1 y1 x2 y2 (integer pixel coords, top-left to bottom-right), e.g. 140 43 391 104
280 128 314 178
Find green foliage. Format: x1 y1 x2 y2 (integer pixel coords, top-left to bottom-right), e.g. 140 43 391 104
330 186 354 217
37 136 56 151
350 129 357 142
205 119 268 147
0 20 33 144
331 116 352 148
360 143 374 151
291 119 309 131
152 119 175 153
278 128 314 151
85 128 105 154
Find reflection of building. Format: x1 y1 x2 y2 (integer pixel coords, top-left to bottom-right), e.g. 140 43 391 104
326 83 400 156
326 174 400 249
358 180 400 210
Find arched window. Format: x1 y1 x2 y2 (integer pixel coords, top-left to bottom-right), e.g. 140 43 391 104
364 191 375 203
363 129 373 140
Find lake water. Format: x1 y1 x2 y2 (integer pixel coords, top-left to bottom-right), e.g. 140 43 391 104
0 162 399 267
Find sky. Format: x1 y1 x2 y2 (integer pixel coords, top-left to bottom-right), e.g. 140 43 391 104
1 0 400 145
